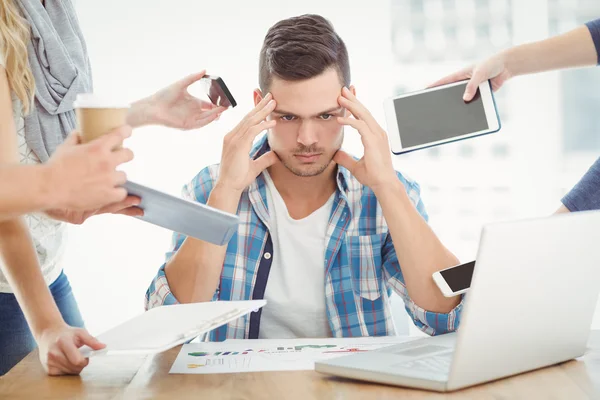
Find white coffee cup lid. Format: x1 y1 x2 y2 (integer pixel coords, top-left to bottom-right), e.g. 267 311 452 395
73 93 130 109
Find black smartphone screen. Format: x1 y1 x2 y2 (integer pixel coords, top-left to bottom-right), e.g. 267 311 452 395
201 75 237 108
439 261 475 292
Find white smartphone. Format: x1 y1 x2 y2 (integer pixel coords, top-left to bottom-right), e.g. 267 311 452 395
432 260 475 297
384 80 501 154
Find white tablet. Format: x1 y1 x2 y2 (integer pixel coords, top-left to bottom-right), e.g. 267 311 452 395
384 80 501 154
123 180 238 246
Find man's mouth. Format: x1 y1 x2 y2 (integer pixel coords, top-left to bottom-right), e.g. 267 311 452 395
294 153 322 163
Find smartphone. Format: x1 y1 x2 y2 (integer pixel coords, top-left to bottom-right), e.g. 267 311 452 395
200 75 237 108
384 80 501 154
432 260 475 297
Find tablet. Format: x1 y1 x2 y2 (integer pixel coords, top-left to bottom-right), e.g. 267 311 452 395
384 80 501 154
123 180 238 246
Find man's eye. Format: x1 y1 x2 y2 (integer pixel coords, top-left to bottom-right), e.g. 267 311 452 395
320 114 333 120
281 115 296 121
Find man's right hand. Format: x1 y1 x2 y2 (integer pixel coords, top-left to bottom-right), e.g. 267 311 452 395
215 93 279 194
44 126 134 211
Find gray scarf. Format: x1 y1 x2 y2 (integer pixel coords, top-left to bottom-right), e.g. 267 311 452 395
18 0 92 162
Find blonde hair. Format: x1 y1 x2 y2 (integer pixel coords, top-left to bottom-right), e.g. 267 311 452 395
0 0 35 115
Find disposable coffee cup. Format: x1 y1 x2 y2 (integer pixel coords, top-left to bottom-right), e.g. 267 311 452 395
74 93 130 144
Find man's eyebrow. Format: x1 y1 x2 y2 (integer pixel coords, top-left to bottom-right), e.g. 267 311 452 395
271 107 344 118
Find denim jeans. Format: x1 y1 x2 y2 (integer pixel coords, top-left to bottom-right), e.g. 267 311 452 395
0 272 84 375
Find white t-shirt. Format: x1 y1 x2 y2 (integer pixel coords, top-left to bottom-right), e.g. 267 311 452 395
258 171 335 339
0 48 66 293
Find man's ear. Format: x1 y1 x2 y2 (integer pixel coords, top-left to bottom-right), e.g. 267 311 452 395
253 89 263 107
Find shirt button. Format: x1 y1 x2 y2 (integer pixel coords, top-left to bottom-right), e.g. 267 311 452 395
264 252 272 260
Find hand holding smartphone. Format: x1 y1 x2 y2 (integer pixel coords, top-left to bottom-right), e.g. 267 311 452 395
432 260 475 297
200 75 237 108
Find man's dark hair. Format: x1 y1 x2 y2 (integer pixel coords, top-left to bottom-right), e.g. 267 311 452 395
259 14 350 92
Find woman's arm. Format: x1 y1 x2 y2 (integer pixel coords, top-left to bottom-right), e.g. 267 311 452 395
431 20 599 101
0 65 104 375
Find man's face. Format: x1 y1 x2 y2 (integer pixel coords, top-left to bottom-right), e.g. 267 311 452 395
256 68 350 177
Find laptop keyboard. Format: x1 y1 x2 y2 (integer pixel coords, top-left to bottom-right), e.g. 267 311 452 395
393 353 453 374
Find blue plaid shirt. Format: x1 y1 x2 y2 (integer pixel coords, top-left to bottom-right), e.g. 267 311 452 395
145 135 463 340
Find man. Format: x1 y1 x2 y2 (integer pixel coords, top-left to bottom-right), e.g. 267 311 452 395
146 14 462 339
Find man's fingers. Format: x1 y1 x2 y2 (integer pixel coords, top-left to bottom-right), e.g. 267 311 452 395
243 120 276 142
235 94 273 133
337 116 369 135
333 150 358 171
245 99 276 130
339 88 377 126
253 151 279 173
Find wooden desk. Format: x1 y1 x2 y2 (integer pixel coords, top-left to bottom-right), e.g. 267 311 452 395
3 332 600 399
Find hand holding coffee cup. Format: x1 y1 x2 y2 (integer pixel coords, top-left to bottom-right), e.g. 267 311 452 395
74 94 130 146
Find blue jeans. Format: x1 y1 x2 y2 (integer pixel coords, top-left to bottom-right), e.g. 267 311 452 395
0 272 84 376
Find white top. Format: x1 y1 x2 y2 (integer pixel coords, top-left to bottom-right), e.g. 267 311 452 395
0 48 66 293
259 171 335 339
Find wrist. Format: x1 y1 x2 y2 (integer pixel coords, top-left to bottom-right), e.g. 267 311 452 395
502 46 522 79
38 164 62 210
208 182 244 214
33 317 67 342
372 178 409 203
127 96 154 128
371 174 403 196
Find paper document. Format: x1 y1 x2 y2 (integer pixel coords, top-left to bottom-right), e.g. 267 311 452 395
80 300 266 357
170 336 415 374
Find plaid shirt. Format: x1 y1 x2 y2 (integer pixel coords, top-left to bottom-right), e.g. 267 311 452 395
145 135 463 340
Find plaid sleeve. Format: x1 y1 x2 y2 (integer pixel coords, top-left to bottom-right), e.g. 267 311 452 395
144 166 219 310
381 172 463 335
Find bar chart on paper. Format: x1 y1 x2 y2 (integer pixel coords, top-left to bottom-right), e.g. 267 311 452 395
170 337 414 374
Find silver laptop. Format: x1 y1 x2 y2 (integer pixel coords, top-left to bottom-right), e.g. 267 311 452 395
316 211 600 392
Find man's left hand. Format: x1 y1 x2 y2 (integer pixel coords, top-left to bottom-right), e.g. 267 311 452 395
334 87 398 192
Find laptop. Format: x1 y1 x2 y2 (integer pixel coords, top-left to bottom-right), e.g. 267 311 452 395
315 211 600 392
